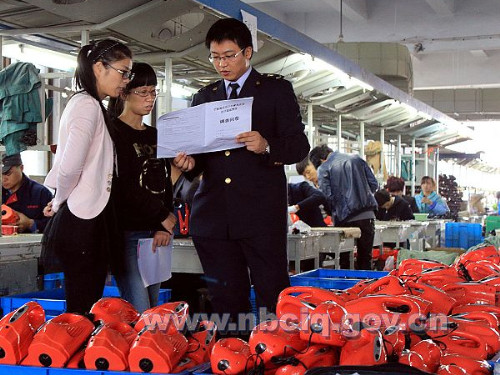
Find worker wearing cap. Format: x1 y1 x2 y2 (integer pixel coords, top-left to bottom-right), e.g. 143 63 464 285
2 153 53 233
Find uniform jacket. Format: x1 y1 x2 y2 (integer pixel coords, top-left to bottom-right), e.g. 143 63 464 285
318 152 378 224
2 174 53 232
288 182 327 227
189 68 310 239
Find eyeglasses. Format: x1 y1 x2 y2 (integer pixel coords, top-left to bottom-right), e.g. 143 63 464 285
133 89 160 98
104 62 135 80
208 48 245 64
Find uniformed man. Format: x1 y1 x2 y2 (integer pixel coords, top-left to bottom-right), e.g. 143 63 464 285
2 153 53 233
174 18 310 334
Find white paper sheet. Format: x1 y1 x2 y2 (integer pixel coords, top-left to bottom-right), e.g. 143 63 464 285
157 97 253 157
137 238 173 288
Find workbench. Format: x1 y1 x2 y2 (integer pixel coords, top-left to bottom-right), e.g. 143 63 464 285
310 227 360 270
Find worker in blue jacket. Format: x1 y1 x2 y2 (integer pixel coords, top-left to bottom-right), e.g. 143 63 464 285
415 176 449 217
2 153 53 233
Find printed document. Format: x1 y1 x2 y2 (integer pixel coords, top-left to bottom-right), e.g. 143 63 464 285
157 97 253 157
137 238 173 287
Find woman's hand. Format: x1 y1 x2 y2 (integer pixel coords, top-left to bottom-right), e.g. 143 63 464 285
173 152 195 172
43 200 54 217
422 197 433 205
161 212 177 234
152 231 171 252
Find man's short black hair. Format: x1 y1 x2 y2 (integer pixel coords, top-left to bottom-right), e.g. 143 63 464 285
295 156 311 175
205 18 253 51
309 144 333 169
375 189 391 207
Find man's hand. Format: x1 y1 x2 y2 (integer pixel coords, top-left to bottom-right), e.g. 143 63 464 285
152 231 171 252
236 131 268 154
173 152 195 172
15 211 34 233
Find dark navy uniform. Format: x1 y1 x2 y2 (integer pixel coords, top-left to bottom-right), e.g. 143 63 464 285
189 68 310 323
2 174 53 233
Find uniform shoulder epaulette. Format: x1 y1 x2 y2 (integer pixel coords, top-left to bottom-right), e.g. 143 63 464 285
197 80 220 93
263 73 284 80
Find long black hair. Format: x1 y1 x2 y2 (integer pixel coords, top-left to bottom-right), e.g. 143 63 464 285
75 39 132 138
108 62 157 118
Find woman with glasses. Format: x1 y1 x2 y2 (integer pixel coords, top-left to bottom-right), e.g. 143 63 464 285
43 39 133 314
109 62 176 312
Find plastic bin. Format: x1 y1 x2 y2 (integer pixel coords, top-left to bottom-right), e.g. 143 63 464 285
43 272 65 289
1 286 171 319
445 222 483 249
485 215 500 235
290 268 388 289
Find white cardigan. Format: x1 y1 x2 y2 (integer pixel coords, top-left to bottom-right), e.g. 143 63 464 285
45 92 114 219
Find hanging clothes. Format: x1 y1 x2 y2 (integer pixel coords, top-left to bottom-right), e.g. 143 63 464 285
0 62 42 155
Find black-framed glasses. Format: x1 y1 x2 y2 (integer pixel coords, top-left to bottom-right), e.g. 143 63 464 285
104 62 135 80
133 89 160 98
208 48 245 64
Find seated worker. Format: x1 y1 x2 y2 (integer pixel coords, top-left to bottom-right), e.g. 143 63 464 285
415 176 449 217
295 156 318 187
2 153 53 233
288 181 328 227
385 175 419 213
374 189 414 221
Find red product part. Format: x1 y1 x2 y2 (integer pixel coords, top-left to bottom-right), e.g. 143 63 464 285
249 320 308 366
84 321 137 371
0 301 45 365
211 338 254 375
134 301 189 334
339 329 387 366
22 313 95 368
357 275 408 297
404 280 457 315
299 300 347 347
276 286 348 322
440 354 491 375
90 297 140 325
274 345 338 375
128 330 188 373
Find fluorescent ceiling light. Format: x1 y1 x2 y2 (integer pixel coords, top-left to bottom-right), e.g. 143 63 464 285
2 43 76 71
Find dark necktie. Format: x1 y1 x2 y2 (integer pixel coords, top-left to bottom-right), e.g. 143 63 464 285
228 83 239 99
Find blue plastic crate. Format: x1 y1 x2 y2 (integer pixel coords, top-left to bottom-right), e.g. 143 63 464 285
445 222 483 249
1 287 171 318
0 363 203 374
293 269 388 280
43 272 65 289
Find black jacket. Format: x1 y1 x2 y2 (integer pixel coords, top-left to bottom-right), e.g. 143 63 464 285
376 196 415 221
189 68 310 239
318 152 378 224
288 182 327 227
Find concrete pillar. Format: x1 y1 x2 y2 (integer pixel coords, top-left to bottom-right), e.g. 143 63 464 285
396 134 401 177
307 104 314 147
164 57 173 114
379 128 385 180
424 143 429 176
337 114 342 152
359 121 365 158
411 138 416 196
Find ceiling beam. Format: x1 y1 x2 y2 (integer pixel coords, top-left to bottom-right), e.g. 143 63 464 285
425 0 454 16
322 0 368 22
